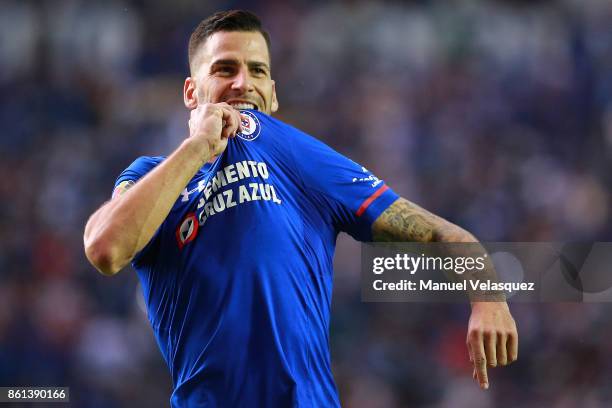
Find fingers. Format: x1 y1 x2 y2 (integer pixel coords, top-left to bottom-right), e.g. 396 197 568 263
508 330 518 364
217 103 242 139
485 332 497 368
466 304 519 391
189 103 218 133
468 339 474 363
468 347 477 381
468 330 489 390
189 102 241 139
486 329 518 368
188 106 199 133
497 334 508 366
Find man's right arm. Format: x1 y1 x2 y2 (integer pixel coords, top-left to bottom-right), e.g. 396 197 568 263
83 103 241 276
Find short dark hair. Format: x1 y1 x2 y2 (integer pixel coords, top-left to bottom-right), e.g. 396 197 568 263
188 10 272 71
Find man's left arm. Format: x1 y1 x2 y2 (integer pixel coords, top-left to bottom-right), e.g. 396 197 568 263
371 197 518 390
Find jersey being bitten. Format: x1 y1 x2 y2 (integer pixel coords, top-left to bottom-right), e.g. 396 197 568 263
114 110 399 408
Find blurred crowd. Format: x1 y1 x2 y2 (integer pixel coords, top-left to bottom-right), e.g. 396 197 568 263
1 0 611 407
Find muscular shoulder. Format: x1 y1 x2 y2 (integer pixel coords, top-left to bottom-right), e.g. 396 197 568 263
125 156 166 173
113 156 166 196
117 156 166 180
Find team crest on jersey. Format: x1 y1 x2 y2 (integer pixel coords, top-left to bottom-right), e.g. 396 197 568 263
175 213 199 249
237 110 260 141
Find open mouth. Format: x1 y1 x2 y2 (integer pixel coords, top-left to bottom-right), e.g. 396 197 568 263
228 102 258 111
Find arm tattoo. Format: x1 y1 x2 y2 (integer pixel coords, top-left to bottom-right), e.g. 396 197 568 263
112 180 136 199
372 198 474 243
372 199 436 242
372 198 503 300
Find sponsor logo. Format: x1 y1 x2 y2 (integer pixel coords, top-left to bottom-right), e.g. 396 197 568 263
352 166 382 187
237 111 261 141
176 160 283 238
175 213 199 249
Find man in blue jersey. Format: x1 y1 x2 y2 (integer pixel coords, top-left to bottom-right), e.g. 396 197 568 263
84 10 518 407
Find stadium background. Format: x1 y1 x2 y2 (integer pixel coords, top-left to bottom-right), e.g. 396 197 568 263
1 0 611 406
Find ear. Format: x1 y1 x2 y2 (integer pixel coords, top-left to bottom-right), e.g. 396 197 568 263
183 77 198 109
271 80 279 113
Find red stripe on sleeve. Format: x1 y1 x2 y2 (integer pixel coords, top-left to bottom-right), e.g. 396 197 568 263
355 185 389 217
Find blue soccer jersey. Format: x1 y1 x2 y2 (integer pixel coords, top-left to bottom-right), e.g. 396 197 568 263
114 110 398 407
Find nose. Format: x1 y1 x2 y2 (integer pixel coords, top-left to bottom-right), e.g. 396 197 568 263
231 66 253 92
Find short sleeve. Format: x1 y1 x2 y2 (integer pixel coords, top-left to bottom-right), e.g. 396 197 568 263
288 131 399 241
112 156 165 266
113 156 164 191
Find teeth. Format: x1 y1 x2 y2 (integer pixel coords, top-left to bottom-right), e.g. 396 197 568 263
230 103 256 110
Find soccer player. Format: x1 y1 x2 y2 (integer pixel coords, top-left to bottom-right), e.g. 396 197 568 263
83 10 517 407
